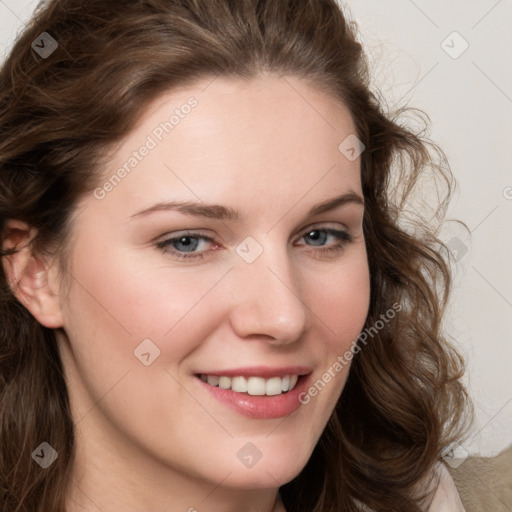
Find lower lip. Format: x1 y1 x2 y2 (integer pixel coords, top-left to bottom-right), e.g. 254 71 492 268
196 375 311 419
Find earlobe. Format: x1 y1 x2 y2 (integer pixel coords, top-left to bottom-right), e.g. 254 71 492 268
1 219 64 329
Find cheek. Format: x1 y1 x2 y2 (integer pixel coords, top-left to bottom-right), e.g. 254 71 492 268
307 255 371 354
62 239 221 353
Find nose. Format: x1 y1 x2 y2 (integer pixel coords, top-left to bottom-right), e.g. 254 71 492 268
227 242 311 345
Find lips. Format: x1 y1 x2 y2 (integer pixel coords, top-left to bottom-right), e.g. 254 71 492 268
194 366 312 419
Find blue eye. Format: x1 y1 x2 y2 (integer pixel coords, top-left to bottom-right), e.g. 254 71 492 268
156 233 214 260
301 228 352 249
156 227 353 261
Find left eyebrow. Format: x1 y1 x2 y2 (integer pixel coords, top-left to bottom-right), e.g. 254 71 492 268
307 191 364 216
130 191 364 221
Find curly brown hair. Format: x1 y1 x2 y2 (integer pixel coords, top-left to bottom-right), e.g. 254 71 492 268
0 0 472 510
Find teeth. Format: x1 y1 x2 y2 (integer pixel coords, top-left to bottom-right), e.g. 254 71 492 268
281 375 290 392
231 376 248 393
247 377 265 396
199 374 301 396
219 376 231 389
265 377 282 396
207 375 219 386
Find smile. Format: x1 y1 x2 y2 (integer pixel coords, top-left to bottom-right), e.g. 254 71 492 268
198 374 299 396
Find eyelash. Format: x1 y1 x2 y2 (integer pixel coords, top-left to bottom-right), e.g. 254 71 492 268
156 227 353 261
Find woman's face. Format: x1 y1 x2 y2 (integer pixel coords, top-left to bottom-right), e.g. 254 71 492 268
56 73 370 504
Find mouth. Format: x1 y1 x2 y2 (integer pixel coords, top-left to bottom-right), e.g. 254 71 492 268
196 374 301 396
193 367 312 419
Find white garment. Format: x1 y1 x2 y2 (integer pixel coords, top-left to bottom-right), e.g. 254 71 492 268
427 462 466 512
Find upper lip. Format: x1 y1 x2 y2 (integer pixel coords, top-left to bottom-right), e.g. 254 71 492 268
195 366 312 379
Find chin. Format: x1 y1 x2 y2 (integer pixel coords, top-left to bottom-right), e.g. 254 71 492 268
218 443 312 490
224 463 306 490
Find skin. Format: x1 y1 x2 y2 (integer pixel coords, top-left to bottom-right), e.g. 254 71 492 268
2 73 370 511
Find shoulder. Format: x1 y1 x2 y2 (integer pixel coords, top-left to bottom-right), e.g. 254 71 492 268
426 461 466 512
351 461 466 512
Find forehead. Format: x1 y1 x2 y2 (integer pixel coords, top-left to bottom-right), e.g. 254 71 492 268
86 73 362 221
143 73 357 142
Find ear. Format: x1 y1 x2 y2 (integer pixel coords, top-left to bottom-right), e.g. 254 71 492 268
2 219 64 328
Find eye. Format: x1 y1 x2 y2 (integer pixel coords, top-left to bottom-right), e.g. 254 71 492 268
156 226 354 261
296 227 353 257
156 231 216 261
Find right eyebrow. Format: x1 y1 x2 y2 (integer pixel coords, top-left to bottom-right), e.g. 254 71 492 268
131 200 240 221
